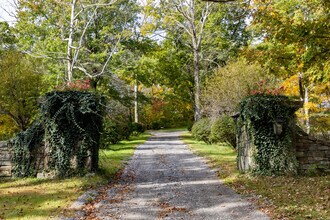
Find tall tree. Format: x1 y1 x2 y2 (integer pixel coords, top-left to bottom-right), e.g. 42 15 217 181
0 50 44 130
244 0 330 133
153 0 250 120
161 0 213 120
245 0 330 83
15 0 138 83
112 37 158 122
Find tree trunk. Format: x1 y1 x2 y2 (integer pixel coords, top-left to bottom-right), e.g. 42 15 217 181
67 0 76 83
193 48 201 121
134 78 139 123
304 86 310 134
298 73 310 134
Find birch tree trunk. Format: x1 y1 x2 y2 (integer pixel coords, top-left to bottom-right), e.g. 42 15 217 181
67 0 76 83
304 86 310 134
134 78 139 123
193 48 201 120
166 0 212 121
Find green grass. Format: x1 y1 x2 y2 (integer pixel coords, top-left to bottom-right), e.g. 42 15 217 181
181 131 330 220
0 133 150 220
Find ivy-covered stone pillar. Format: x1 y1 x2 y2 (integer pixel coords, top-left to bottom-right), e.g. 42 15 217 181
11 90 104 177
237 95 302 175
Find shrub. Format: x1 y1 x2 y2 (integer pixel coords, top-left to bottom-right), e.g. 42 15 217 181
191 118 212 144
100 100 132 147
210 115 236 147
187 121 194 131
202 59 270 117
151 121 162 130
131 122 145 135
100 118 131 147
100 119 120 146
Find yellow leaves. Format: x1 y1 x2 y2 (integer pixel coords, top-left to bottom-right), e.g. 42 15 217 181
304 102 318 112
297 62 304 70
323 60 330 81
281 75 300 97
163 15 176 26
140 23 156 36
0 115 19 139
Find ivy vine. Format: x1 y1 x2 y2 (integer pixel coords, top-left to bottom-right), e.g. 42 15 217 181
11 91 104 177
239 94 300 175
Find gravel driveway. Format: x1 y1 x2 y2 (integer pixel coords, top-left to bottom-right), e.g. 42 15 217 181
87 131 269 220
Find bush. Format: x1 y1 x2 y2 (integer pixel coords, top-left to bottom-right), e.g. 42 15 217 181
131 122 145 135
202 59 270 117
210 115 236 147
191 118 212 144
187 121 194 131
100 118 131 147
150 121 162 130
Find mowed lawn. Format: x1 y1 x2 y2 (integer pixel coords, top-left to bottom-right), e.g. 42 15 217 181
181 131 330 220
0 133 150 220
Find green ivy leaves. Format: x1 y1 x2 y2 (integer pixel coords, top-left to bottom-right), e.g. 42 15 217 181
11 91 104 177
240 95 299 175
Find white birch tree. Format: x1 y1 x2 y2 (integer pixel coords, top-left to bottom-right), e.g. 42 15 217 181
15 0 136 83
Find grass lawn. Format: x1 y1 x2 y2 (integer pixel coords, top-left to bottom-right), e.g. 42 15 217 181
181 131 330 220
0 133 150 220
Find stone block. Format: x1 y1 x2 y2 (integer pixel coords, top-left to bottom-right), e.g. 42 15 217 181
312 152 325 157
0 154 11 160
296 152 305 157
0 161 11 166
297 157 308 164
317 146 330 150
314 157 326 161
0 165 11 171
0 169 11 177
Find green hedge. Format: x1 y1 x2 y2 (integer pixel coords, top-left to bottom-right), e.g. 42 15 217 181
191 118 212 144
210 115 236 147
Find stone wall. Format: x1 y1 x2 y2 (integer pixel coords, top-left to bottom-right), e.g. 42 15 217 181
0 141 12 177
295 129 330 174
237 123 330 174
0 142 94 178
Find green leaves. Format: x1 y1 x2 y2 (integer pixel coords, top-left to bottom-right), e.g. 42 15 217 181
239 95 300 175
0 50 44 130
248 0 330 83
11 90 104 177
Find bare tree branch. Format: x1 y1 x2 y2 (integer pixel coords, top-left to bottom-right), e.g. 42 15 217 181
71 7 98 70
99 34 122 76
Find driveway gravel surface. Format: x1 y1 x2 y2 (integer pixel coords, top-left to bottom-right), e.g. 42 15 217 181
82 131 269 220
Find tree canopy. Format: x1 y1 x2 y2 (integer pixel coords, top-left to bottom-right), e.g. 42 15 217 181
0 0 328 134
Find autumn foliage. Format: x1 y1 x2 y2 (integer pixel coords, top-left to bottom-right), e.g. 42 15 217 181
55 79 91 91
250 80 285 96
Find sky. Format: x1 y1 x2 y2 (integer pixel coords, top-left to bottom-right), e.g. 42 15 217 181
0 0 16 24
